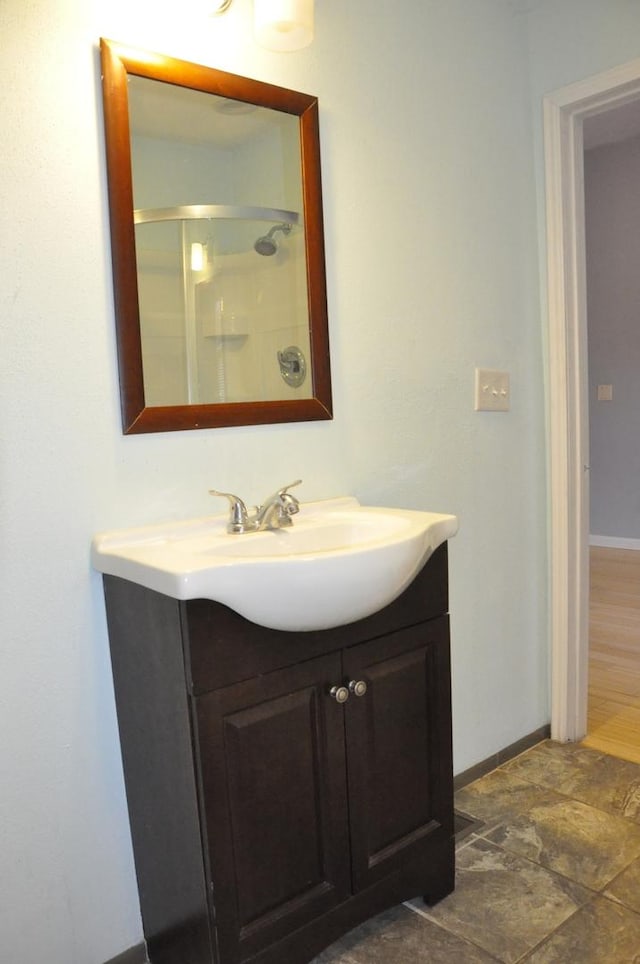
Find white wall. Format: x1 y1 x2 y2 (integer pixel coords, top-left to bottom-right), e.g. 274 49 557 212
585 135 640 540
1 2 548 962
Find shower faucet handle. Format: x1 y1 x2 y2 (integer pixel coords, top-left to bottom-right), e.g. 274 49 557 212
277 346 307 387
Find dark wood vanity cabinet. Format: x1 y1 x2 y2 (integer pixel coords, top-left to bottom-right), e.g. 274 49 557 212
103 544 455 964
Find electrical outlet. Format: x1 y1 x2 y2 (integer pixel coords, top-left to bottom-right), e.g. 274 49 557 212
474 368 510 412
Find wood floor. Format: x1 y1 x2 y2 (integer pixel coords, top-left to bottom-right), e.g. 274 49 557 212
583 546 640 763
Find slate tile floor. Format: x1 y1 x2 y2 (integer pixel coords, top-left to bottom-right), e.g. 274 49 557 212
310 741 640 963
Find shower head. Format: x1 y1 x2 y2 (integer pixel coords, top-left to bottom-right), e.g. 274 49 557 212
254 222 292 256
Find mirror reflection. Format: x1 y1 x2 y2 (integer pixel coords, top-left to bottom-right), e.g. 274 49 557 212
130 77 311 406
100 40 332 433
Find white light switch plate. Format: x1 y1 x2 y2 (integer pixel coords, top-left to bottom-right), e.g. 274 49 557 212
475 368 510 412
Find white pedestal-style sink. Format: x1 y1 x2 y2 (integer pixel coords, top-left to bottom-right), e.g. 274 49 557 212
91 496 458 632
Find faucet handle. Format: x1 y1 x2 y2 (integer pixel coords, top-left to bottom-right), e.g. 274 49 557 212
209 489 252 533
273 480 302 524
277 479 303 496
265 479 302 511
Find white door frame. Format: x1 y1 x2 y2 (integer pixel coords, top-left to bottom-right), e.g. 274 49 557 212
544 59 640 742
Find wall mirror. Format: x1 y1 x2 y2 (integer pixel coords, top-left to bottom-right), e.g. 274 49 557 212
100 39 332 433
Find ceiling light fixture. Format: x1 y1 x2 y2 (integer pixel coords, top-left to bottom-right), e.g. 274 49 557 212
254 0 314 51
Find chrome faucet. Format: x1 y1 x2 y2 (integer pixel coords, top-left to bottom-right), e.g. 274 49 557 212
210 480 302 534
253 481 302 530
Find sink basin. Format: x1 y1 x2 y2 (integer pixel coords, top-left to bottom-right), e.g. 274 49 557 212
91 496 458 632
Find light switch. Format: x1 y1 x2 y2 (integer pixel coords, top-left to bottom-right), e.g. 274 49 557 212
597 384 613 401
474 368 510 412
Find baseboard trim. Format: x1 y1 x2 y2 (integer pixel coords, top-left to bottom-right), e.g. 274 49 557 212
590 534 640 551
453 725 551 791
103 942 148 964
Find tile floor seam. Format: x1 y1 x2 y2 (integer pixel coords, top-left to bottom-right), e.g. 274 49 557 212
460 811 640 897
501 782 640 824
484 755 640 826
310 741 640 962
491 765 612 807
454 831 491 853
403 899 503 962
420 840 595 963
469 832 603 896
514 893 604 963
516 893 640 962
599 891 640 917
513 905 584 964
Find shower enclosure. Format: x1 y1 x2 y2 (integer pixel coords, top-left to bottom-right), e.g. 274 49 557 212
134 204 311 407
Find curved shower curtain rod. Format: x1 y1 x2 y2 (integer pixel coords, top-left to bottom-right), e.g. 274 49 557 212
133 204 300 226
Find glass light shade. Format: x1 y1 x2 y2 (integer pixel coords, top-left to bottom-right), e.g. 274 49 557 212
254 0 314 51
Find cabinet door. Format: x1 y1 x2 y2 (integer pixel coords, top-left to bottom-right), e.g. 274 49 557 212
343 617 453 892
194 653 351 964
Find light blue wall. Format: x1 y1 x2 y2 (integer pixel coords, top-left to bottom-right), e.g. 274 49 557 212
523 0 640 538
524 0 640 94
0 1 553 961
523 0 640 354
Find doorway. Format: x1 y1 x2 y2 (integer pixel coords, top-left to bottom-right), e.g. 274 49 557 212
543 58 640 743
580 115 640 760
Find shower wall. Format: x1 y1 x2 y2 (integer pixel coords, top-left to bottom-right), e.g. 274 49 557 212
193 227 310 403
131 119 310 405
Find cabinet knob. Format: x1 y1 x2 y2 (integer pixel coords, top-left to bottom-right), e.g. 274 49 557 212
329 684 350 704
349 679 368 697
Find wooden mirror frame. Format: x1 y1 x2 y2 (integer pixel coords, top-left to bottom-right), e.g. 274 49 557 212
100 39 332 434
